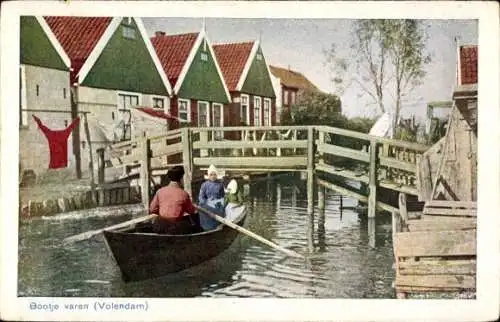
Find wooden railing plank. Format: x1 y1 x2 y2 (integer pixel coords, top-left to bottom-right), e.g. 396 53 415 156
192 140 308 150
379 156 417 173
378 181 419 196
396 274 475 289
394 230 476 257
423 208 477 217
151 142 183 158
193 156 308 168
426 200 477 209
316 143 370 163
315 163 369 184
399 259 476 275
407 219 476 231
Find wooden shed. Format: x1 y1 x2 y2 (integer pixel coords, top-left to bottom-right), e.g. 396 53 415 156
393 44 478 298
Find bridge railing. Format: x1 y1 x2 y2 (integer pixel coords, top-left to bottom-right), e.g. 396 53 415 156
96 129 184 185
94 124 430 210
188 125 311 170
315 125 429 216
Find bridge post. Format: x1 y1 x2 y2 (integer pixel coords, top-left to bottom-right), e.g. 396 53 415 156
307 127 315 216
368 140 379 218
318 129 325 164
181 127 193 198
318 185 325 210
140 138 151 209
97 148 105 184
306 127 315 252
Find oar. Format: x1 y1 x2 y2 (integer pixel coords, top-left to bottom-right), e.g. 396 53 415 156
62 214 157 244
195 205 305 259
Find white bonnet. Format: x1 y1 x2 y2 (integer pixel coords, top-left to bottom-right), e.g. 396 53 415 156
225 179 238 194
207 164 217 175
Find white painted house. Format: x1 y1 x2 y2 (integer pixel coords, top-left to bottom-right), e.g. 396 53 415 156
19 16 73 181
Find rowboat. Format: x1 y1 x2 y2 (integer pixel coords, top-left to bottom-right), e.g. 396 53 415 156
103 205 247 282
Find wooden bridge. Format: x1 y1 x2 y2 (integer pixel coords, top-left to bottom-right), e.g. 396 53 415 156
96 124 430 218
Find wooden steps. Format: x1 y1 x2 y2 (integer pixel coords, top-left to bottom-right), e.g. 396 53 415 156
394 195 477 298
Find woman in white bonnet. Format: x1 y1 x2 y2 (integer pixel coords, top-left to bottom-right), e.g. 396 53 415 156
198 164 225 231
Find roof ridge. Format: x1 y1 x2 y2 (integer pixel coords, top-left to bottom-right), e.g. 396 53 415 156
213 40 255 47
151 31 200 39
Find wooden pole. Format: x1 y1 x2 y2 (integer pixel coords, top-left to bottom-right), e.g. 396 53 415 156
70 86 82 179
368 140 379 218
368 217 376 248
97 148 105 184
318 129 325 164
318 184 325 210
195 205 305 258
83 114 96 203
63 214 157 244
307 127 315 252
140 137 151 209
181 127 193 198
307 127 315 215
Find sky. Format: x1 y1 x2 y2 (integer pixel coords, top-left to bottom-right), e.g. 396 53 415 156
142 18 478 121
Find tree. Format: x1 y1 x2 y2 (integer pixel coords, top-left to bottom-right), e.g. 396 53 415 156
326 19 431 138
281 89 343 127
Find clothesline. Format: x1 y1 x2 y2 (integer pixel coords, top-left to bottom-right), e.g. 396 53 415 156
21 108 91 114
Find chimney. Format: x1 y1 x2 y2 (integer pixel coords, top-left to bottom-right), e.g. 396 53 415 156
155 31 166 37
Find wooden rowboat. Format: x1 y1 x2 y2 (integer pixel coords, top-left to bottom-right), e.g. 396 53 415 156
103 205 247 282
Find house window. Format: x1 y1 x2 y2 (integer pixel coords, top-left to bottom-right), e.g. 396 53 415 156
36 84 39 97
201 52 208 61
178 99 190 122
240 94 249 125
19 66 28 127
263 98 271 126
152 97 164 109
63 88 67 99
256 53 263 60
212 103 224 139
197 101 210 127
291 91 296 105
122 25 135 39
118 93 139 110
283 89 288 105
253 96 262 126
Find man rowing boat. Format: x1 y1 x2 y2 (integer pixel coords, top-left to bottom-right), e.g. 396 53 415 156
149 165 200 234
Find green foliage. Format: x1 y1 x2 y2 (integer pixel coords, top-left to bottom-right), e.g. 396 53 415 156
281 90 377 165
281 90 342 126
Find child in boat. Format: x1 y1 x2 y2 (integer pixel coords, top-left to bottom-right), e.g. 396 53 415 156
224 179 244 222
198 164 226 231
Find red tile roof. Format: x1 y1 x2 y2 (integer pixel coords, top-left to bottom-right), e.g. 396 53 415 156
44 17 112 83
459 45 478 85
269 65 319 91
213 42 254 91
150 32 199 88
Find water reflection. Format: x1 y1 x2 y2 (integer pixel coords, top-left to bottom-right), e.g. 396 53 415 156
18 174 396 298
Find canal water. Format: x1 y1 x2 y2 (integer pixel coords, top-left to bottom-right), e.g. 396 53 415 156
18 173 396 298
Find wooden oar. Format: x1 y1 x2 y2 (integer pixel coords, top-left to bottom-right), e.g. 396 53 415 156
195 205 305 259
62 214 157 244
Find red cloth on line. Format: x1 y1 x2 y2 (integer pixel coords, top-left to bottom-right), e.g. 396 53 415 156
32 115 80 169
